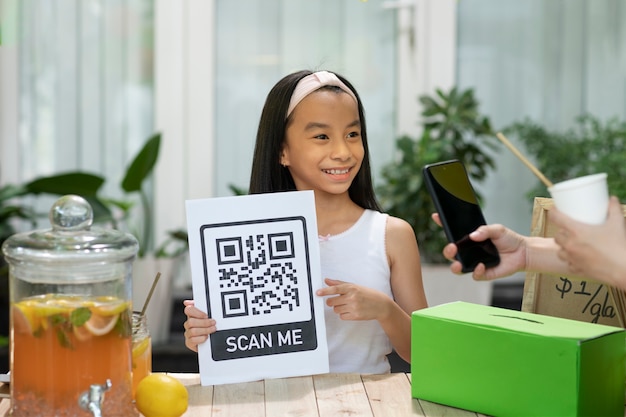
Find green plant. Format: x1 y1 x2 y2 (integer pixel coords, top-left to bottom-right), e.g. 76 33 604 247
1 172 109 259
377 87 499 263
0 171 108 347
116 132 181 258
1 132 186 259
105 132 187 258
503 115 626 201
0 132 187 346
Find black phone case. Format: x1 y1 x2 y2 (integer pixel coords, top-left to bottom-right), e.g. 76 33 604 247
422 160 500 273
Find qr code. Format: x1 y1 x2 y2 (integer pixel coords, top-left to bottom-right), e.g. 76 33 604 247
216 232 300 317
202 217 312 329
200 216 317 360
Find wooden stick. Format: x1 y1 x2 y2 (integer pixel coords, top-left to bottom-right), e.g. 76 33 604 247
495 132 554 188
141 272 162 316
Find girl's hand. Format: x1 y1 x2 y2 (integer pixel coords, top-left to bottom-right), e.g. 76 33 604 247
182 299 217 352
316 278 392 321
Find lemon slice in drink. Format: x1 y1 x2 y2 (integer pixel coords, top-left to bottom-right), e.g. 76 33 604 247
133 337 151 360
12 303 41 335
92 297 128 316
38 301 72 317
84 313 119 336
73 324 93 341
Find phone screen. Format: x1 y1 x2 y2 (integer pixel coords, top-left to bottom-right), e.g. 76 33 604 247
423 160 500 272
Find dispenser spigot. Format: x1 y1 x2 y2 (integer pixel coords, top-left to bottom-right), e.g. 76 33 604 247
78 379 112 417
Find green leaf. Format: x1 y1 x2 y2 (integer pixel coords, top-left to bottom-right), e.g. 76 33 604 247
70 307 92 327
507 115 626 202
114 310 132 338
154 228 189 258
103 198 135 213
0 205 35 223
56 328 73 349
49 314 67 327
121 133 161 193
25 172 105 196
0 184 29 202
85 197 114 223
228 184 248 196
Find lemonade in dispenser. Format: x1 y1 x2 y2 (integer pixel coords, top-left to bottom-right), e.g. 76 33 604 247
1 195 140 416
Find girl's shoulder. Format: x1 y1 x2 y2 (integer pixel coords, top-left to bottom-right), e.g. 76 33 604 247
384 214 414 235
384 214 419 250
383 215 421 278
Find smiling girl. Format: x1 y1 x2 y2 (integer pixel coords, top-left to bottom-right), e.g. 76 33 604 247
183 70 428 373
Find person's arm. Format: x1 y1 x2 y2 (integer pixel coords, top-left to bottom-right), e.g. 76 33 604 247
315 216 427 363
383 216 428 362
524 235 569 275
433 213 569 280
551 196 626 290
182 300 217 352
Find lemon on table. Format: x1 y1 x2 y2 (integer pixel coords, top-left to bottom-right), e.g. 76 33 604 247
135 373 188 417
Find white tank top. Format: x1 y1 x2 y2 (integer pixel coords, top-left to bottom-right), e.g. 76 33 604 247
319 209 393 374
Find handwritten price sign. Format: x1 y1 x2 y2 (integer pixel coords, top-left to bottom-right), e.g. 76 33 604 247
522 198 626 328
554 278 616 323
528 273 620 326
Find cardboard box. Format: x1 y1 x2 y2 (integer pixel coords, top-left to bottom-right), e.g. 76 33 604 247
411 301 625 417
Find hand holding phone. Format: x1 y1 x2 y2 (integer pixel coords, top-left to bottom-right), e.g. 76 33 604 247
423 159 500 273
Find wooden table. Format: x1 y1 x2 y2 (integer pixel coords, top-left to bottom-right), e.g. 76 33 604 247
0 373 486 417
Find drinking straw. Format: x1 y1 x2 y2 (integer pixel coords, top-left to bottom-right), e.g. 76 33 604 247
495 132 554 188
140 272 162 316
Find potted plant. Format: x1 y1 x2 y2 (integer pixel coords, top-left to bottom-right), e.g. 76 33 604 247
0 132 188 350
377 87 499 263
503 114 626 201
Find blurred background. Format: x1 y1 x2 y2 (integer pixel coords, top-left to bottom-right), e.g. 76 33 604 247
1 0 625 371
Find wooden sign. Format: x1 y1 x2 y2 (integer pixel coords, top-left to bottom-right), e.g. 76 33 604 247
521 197 626 327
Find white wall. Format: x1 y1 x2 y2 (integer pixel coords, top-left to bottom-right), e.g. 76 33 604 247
153 0 216 246
0 0 19 186
396 0 457 136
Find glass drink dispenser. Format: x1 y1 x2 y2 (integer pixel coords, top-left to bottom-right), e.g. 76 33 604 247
1 195 139 416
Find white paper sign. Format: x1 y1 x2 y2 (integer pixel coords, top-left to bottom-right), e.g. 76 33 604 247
185 190 329 385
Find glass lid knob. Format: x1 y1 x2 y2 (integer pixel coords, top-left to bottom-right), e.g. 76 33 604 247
50 195 94 232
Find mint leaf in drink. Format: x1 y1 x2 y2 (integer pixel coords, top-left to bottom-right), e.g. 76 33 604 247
70 307 92 327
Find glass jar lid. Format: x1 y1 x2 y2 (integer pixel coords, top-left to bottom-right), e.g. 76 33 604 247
1 194 138 265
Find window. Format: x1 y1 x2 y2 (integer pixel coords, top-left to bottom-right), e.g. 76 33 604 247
1 0 155 206
213 0 397 196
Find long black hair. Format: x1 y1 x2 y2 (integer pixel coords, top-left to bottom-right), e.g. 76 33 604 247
248 70 381 211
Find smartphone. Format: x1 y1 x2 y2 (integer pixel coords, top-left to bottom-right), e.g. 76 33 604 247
422 159 500 273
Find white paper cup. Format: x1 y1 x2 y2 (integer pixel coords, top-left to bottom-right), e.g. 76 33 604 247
548 173 609 224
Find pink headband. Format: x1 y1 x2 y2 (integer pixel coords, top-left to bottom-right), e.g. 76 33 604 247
286 71 358 118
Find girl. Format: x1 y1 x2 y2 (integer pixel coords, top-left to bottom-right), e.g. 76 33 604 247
183 70 428 373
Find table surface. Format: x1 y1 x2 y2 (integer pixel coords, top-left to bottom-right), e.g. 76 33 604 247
0 372 489 417
2 372 625 417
